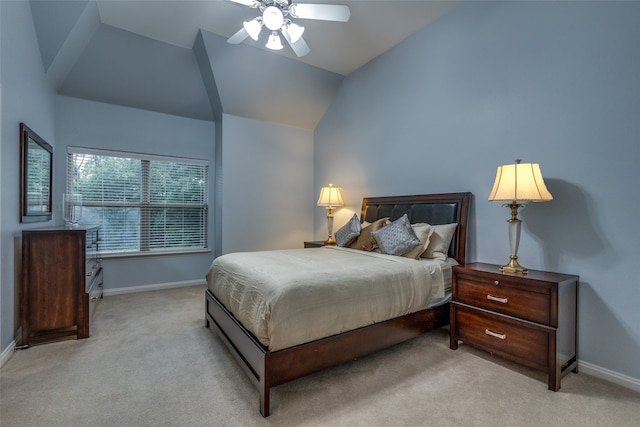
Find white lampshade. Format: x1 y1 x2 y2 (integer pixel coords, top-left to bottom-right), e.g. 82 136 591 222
287 22 305 43
265 32 283 50
243 18 263 40
488 162 552 202
317 184 345 207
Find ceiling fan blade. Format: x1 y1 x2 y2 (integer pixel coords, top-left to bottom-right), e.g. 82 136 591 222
290 37 310 57
227 0 257 6
289 3 351 22
282 27 310 57
227 27 249 44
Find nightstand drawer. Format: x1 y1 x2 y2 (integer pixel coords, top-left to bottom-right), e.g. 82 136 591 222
453 304 551 371
454 274 551 325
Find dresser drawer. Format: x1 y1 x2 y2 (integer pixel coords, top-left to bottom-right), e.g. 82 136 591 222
88 268 103 321
454 274 551 325
85 260 101 291
453 304 551 371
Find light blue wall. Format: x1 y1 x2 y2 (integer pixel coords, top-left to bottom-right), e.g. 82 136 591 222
315 1 640 384
221 114 314 254
0 0 57 352
55 95 216 290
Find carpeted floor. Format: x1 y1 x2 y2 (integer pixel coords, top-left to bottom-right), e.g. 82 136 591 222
1 285 638 426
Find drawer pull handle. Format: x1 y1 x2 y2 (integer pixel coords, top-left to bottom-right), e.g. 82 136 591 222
487 294 508 304
86 272 93 277
485 329 506 340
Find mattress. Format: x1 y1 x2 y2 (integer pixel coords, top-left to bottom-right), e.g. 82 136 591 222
207 246 457 351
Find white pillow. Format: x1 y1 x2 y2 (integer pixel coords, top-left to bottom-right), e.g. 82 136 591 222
421 223 458 261
403 223 434 260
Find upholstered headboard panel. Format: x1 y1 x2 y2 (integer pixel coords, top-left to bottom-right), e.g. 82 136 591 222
360 193 471 264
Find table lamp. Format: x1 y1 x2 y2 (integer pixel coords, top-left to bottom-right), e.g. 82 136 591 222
488 160 552 274
317 184 345 245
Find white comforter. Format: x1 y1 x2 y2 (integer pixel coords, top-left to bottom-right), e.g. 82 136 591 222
206 246 447 351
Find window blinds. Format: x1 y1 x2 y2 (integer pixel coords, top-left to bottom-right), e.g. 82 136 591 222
67 147 208 255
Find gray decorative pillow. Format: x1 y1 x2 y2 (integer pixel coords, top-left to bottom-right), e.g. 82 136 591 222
371 214 421 256
335 214 361 247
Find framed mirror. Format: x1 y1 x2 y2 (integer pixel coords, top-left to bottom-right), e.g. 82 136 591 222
20 123 53 223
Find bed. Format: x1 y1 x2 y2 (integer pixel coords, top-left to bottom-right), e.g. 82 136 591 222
205 192 471 416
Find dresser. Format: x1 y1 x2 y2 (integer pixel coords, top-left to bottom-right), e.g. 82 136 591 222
449 262 578 391
21 225 103 347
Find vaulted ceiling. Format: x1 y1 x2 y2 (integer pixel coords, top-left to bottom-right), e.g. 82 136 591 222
29 0 459 129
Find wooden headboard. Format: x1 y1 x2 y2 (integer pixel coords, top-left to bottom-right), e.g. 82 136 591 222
360 192 471 265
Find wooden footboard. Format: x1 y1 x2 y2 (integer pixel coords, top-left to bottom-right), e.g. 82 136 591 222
205 289 269 412
205 288 449 416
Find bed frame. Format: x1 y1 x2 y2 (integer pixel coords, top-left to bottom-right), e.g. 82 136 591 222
205 192 471 416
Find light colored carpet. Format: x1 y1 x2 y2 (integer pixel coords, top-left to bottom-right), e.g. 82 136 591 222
1 285 638 426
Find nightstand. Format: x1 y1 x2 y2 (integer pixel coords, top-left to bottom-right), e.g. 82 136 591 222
450 262 578 391
304 240 326 248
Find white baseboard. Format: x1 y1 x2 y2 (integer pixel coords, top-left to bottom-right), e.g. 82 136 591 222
579 360 640 393
0 340 16 368
102 279 206 296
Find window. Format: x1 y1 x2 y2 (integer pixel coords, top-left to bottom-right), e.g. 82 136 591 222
67 147 208 256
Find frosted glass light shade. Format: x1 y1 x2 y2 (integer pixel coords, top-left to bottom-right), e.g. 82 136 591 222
243 18 263 40
263 6 284 31
266 32 283 50
287 22 304 43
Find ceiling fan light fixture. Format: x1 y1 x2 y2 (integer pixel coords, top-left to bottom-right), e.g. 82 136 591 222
243 18 263 40
287 22 305 44
266 31 283 50
228 0 351 57
263 6 284 31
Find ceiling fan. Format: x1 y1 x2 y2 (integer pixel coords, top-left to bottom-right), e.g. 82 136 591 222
226 0 351 57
